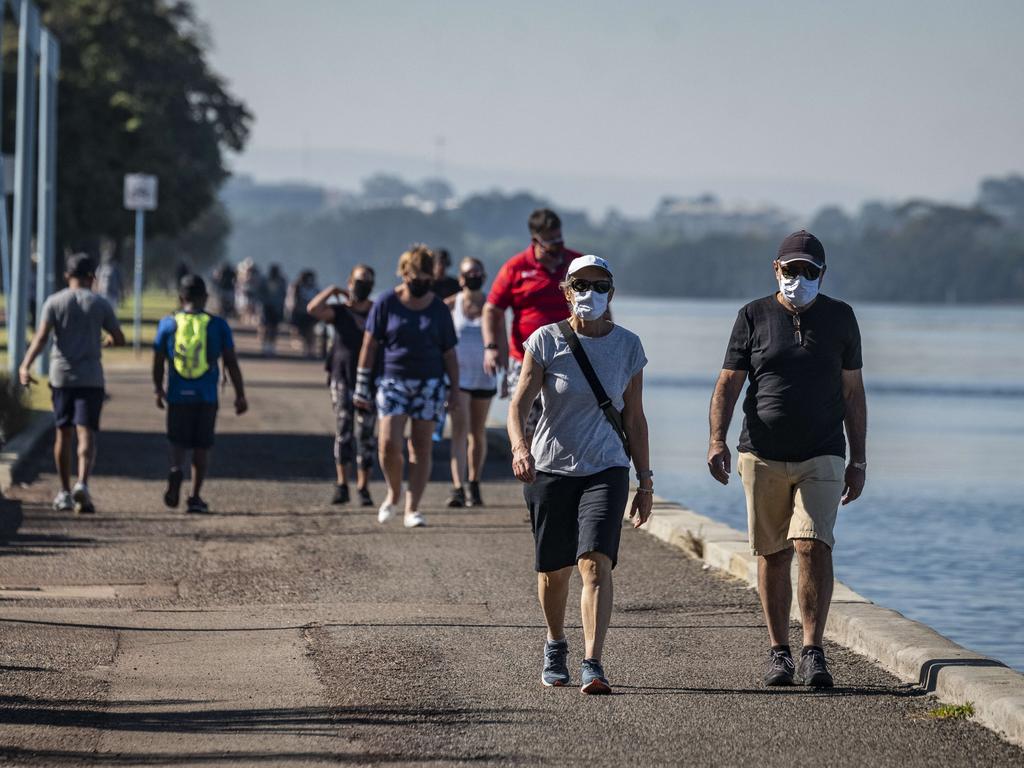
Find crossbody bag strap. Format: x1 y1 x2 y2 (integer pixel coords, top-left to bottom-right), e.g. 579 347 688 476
556 320 631 460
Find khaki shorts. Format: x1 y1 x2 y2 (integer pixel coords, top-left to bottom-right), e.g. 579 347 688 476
737 451 846 556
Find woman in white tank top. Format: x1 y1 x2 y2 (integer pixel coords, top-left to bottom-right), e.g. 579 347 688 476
445 257 496 508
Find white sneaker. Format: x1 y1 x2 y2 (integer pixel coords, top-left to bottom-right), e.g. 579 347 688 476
52 490 73 512
404 511 426 528
377 499 396 524
71 482 95 514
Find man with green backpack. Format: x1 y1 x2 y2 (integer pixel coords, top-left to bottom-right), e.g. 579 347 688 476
153 275 247 513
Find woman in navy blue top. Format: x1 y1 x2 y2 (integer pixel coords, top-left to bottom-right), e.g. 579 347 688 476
354 245 459 528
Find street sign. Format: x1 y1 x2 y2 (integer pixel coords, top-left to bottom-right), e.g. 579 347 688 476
124 173 158 211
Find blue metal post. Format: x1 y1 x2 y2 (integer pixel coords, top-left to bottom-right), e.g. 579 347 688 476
35 31 58 375
133 210 145 354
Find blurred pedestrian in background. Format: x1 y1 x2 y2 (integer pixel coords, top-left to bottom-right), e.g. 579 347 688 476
212 261 236 318
445 257 495 508
307 264 379 507
259 264 288 357
354 245 459 529
236 259 262 326
288 269 320 358
431 248 460 300
95 248 124 308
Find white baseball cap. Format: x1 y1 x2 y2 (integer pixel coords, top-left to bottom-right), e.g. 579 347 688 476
566 254 613 277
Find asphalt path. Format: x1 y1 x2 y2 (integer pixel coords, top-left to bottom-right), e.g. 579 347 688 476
1 337 1020 766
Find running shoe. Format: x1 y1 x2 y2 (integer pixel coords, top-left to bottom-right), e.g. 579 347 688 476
52 490 73 512
164 468 183 509
447 486 465 508
467 481 484 507
331 484 350 505
580 658 611 695
403 511 426 528
378 499 396 524
358 487 374 507
796 647 834 688
186 496 211 514
71 482 95 515
764 647 796 686
541 639 570 687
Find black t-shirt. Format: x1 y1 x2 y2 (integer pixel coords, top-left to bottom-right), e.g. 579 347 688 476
723 294 862 462
327 304 371 386
433 275 460 301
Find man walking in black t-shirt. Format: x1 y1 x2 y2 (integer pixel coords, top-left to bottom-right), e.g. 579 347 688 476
707 230 867 689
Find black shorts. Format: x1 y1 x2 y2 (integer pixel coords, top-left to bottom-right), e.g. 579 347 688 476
51 386 105 431
167 403 218 449
524 467 630 572
460 387 497 399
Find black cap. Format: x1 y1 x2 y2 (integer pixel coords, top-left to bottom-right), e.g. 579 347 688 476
65 253 96 278
777 230 826 267
179 274 207 301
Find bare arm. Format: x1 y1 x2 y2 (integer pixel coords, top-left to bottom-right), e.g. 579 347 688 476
353 332 379 411
306 285 344 322
482 302 508 375
443 347 460 412
507 352 544 483
18 319 52 386
222 347 248 415
841 368 867 504
707 369 747 484
107 327 127 347
355 331 378 371
622 370 652 527
152 349 167 409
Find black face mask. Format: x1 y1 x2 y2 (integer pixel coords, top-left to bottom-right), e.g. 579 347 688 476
462 275 483 291
351 280 373 301
407 279 431 298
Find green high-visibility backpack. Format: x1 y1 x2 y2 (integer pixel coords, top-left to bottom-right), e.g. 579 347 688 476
173 312 211 380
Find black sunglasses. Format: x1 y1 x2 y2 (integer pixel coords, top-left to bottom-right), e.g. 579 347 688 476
569 278 612 294
780 262 822 281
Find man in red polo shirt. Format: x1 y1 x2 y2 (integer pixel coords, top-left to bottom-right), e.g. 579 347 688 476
483 208 581 437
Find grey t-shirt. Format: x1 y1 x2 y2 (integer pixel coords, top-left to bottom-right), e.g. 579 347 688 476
41 288 121 388
523 322 647 477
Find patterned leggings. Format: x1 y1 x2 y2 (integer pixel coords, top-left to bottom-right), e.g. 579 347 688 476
330 378 377 469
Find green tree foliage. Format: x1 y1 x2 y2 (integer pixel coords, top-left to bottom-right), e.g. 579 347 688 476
5 0 251 254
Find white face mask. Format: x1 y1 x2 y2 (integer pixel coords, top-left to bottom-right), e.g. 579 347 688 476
571 289 609 321
778 274 820 308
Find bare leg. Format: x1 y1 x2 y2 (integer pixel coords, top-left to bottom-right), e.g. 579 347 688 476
578 552 614 660
538 567 573 641
356 466 370 491
191 448 209 498
468 396 492 482
169 444 187 473
335 463 348 485
54 426 74 491
758 547 794 647
406 419 435 512
448 391 470 489
794 539 833 647
75 426 96 484
377 414 406 506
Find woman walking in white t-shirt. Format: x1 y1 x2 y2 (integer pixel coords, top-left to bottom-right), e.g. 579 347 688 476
445 257 497 507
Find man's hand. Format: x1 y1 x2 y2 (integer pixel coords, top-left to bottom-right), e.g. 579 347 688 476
155 388 166 410
446 395 460 416
842 465 865 505
18 366 36 388
102 335 115 348
235 395 249 415
629 490 653 528
483 348 506 377
512 443 535 484
707 440 731 484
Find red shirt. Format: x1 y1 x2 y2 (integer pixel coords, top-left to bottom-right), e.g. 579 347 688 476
486 245 580 361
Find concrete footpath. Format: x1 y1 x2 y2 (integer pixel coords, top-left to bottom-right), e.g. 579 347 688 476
1 342 1021 766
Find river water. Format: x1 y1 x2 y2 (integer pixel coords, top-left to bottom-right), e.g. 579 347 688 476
604 296 1024 672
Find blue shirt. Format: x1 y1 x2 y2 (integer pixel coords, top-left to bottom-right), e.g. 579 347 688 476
154 312 234 404
365 290 457 380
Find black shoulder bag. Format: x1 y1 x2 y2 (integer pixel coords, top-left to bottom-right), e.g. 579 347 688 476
556 320 631 460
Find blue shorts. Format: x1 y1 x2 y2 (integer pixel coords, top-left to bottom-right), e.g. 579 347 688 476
51 386 104 431
375 377 447 422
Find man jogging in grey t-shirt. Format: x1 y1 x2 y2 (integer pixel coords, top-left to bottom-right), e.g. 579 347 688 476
19 253 125 513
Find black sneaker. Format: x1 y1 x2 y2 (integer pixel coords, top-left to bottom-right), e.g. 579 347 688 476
447 486 465 508
358 486 374 507
331 484 350 505
580 658 611 695
164 468 183 509
541 639 570 687
764 648 796 686
186 496 210 514
797 647 834 688
467 480 484 507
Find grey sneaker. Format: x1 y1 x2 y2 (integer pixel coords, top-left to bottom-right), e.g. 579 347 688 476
541 639 570 687
764 648 796 686
580 658 611 695
797 647 834 688
52 490 73 512
71 482 95 514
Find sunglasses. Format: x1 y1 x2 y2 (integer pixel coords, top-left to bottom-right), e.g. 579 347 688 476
780 262 822 281
569 278 612 294
534 236 564 251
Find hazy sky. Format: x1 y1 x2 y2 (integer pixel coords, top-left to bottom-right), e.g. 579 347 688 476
193 0 1023 217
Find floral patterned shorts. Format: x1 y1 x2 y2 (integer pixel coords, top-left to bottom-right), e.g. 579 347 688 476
375 376 448 423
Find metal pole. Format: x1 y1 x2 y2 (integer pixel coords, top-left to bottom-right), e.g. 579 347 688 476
9 0 39 377
35 31 57 375
133 210 144 354
0 8 8 320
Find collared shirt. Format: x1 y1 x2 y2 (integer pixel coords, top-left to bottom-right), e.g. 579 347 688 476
486 245 580 361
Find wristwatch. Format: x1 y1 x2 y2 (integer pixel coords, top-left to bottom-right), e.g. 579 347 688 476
484 343 499 350
636 469 654 481
850 461 867 471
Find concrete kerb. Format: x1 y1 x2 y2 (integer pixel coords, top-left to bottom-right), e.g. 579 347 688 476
0 411 52 493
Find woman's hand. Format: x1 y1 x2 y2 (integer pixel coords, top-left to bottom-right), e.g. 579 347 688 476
512 443 535 484
629 489 653 528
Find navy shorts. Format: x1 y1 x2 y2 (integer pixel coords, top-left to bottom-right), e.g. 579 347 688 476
524 466 630 572
167 403 218 449
51 386 104 431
